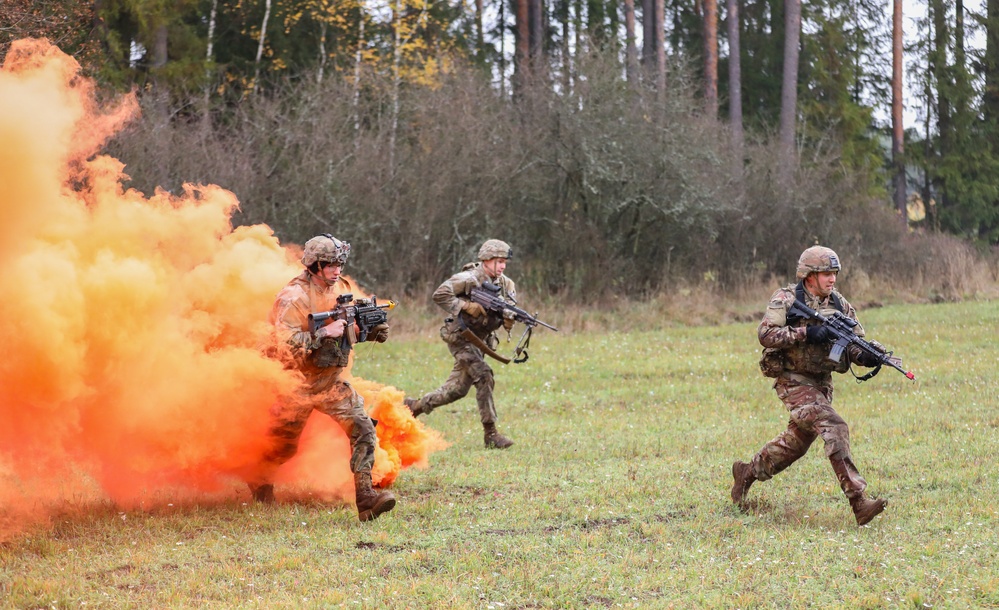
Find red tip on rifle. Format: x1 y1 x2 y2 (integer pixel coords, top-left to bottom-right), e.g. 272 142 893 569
905 371 915 380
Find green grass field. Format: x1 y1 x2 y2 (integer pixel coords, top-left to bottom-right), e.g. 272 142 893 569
2 300 998 608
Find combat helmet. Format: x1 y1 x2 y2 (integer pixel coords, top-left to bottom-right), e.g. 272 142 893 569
477 239 513 261
796 245 841 280
301 233 351 267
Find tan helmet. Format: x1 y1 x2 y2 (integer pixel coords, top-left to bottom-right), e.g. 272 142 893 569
477 239 513 261
796 245 841 280
301 233 351 267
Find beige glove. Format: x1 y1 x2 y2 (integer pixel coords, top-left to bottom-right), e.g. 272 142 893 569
370 323 390 343
503 316 515 331
462 300 486 318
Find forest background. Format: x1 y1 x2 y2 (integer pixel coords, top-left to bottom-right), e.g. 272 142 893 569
3 0 999 312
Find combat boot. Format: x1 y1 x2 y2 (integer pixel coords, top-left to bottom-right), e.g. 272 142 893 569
354 472 396 522
483 423 514 449
249 483 275 504
404 397 424 417
730 461 756 505
850 495 887 526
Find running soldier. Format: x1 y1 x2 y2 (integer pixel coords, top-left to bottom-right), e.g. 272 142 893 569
252 234 396 522
405 239 518 449
732 245 897 526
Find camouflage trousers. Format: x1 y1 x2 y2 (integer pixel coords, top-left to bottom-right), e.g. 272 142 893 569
412 337 497 425
257 373 376 484
748 374 868 499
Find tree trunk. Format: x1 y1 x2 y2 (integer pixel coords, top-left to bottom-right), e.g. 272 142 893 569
624 0 638 83
390 0 401 174
642 0 655 66
562 0 572 94
354 0 366 146
475 0 485 64
529 0 545 83
151 24 168 68
202 0 218 125
317 20 328 83
514 0 530 96
574 0 582 95
923 61 937 232
643 0 665 89
778 0 800 187
727 0 743 179
500 0 507 97
892 0 906 224
985 0 999 126
655 0 666 92
703 0 718 117
931 0 950 211
254 0 272 87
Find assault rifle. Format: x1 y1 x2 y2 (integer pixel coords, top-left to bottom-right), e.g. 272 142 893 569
788 299 915 382
467 282 558 363
308 294 396 353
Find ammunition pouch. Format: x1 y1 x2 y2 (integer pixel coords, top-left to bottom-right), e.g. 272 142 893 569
312 337 350 368
759 347 786 378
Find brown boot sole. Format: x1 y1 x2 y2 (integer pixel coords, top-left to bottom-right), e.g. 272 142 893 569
855 498 888 526
358 495 397 522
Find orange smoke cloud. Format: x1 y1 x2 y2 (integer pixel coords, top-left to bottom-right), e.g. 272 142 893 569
0 39 444 532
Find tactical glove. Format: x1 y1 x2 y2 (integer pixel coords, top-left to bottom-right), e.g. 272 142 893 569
462 300 486 318
804 325 832 344
503 317 515 331
370 323 390 343
854 350 881 367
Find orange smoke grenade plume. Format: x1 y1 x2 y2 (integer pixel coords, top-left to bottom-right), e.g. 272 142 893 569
0 39 444 534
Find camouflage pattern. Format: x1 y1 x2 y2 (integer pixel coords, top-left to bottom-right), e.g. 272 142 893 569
301 234 351 266
477 239 513 261
258 270 376 483
795 245 841 280
410 262 517 424
747 283 873 500
760 284 868 375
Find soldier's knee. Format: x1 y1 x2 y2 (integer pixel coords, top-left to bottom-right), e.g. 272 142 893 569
443 385 470 402
821 425 851 459
472 369 495 388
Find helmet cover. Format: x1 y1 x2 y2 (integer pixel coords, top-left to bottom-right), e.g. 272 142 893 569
301 234 351 266
477 239 513 261
796 245 841 280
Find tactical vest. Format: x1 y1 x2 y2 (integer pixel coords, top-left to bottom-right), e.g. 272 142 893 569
759 282 851 377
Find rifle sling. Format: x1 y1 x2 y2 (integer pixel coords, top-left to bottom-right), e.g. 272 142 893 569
457 318 511 364
788 281 845 325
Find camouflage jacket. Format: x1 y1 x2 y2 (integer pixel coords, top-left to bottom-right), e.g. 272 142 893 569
759 283 868 377
269 270 353 372
434 262 517 340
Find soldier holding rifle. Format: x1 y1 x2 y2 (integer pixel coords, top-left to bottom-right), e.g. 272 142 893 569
406 239 552 449
732 245 911 526
252 233 397 522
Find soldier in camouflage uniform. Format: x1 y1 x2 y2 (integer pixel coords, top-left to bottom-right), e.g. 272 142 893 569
405 239 518 449
252 234 396 522
731 245 894 526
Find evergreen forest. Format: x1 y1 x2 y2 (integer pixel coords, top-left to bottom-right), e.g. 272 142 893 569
3 0 998 300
